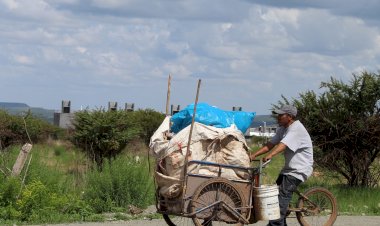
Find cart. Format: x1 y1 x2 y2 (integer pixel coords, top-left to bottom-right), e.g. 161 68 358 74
156 159 267 226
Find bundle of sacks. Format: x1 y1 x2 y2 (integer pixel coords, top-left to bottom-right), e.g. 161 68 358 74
150 104 255 204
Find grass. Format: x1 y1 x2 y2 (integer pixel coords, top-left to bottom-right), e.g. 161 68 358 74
249 146 380 216
83 155 154 213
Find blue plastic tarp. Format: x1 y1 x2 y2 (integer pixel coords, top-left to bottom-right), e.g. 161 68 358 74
170 103 256 134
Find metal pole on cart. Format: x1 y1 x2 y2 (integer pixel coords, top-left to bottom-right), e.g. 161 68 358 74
181 79 201 211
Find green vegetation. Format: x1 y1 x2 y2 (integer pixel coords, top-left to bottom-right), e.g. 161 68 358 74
83 156 154 213
0 143 156 225
72 109 141 166
276 71 380 187
0 108 162 224
72 108 164 167
0 109 61 148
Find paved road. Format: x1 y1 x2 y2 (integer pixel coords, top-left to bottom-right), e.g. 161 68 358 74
30 216 380 226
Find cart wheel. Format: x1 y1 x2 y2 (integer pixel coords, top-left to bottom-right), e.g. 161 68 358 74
163 214 194 226
190 178 248 226
296 187 338 226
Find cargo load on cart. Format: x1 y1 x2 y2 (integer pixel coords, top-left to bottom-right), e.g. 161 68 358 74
149 103 255 212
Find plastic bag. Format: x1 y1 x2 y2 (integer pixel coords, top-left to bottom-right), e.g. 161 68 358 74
170 102 255 133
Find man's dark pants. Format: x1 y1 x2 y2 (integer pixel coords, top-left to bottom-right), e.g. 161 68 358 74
267 174 302 226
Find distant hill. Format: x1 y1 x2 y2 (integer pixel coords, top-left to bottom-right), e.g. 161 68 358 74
0 102 55 124
0 102 29 108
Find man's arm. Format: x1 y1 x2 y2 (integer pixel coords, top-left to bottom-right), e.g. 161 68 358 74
263 142 287 162
250 142 275 161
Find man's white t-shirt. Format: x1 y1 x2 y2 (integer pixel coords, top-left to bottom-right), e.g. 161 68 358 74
270 120 313 182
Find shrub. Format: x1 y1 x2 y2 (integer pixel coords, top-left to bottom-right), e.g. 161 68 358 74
17 180 51 221
0 110 23 148
72 109 141 166
72 108 164 167
0 110 61 148
0 177 22 220
15 180 92 223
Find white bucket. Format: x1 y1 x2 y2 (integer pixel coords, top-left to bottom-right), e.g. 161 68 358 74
253 185 280 221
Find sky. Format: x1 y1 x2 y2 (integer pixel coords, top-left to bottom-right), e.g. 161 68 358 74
1 0 380 115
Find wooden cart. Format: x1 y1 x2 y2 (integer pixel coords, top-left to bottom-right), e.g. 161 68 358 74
156 159 266 226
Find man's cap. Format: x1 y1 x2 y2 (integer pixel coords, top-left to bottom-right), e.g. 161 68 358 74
272 105 297 117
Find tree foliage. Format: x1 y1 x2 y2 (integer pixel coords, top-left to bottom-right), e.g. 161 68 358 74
0 110 60 149
285 71 380 187
72 108 164 166
72 109 137 166
128 109 165 145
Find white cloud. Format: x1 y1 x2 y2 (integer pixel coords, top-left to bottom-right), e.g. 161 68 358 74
2 0 19 10
221 23 233 32
76 46 87 54
14 55 33 64
261 8 300 29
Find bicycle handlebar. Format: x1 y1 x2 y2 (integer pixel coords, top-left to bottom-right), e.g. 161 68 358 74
261 159 271 168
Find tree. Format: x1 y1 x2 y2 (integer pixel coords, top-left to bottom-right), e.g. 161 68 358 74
72 109 140 166
281 71 380 187
72 108 164 167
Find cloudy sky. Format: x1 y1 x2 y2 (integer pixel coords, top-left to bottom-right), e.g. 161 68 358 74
1 0 379 115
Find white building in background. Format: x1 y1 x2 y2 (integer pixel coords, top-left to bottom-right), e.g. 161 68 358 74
245 125 277 138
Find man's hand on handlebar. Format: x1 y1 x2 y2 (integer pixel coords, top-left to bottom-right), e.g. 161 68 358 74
249 153 257 161
261 158 272 167
263 156 272 162
250 154 272 162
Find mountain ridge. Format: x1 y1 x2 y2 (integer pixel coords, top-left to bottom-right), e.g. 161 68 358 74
0 102 29 108
0 102 55 124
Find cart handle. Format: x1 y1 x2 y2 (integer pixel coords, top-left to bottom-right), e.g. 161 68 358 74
188 160 255 171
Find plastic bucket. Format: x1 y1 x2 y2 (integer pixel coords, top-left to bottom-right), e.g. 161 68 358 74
253 185 280 221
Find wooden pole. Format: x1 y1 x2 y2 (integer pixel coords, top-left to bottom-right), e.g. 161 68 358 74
185 79 201 160
11 143 32 177
181 79 201 209
166 74 172 133
166 74 171 116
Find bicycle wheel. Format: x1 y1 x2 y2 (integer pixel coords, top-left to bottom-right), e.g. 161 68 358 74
296 187 338 226
190 178 249 226
163 214 194 226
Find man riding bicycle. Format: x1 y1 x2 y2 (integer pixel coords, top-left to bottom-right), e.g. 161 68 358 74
250 105 313 226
